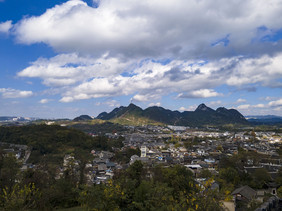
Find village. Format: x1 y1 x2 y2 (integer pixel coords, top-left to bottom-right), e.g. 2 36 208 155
1 124 282 210
62 125 282 210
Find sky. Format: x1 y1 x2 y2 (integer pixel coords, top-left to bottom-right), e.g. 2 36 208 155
0 0 282 118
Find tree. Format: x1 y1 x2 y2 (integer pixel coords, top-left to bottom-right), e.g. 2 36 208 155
127 160 144 186
0 154 20 193
219 167 240 185
251 168 271 188
199 169 212 178
0 183 41 210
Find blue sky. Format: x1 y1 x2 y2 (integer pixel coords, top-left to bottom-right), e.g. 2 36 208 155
0 0 282 118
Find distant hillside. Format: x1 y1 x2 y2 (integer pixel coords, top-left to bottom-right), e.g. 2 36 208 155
97 103 162 126
73 115 93 121
96 103 249 127
246 115 282 125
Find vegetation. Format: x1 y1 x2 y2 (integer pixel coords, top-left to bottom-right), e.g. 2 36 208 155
0 125 118 165
96 103 250 127
0 124 281 210
79 162 223 211
70 121 127 134
0 153 224 210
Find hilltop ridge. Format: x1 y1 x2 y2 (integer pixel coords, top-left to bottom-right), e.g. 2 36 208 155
95 103 249 127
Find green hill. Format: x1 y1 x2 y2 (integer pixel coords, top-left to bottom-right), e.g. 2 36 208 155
96 103 250 127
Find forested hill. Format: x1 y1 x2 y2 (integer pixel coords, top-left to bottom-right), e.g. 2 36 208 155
96 103 249 126
0 125 117 164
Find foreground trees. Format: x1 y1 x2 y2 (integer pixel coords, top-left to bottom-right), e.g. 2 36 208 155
80 162 223 211
0 155 223 210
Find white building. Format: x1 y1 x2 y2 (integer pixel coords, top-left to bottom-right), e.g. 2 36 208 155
140 145 148 157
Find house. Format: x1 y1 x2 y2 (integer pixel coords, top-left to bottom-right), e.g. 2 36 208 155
140 145 148 157
185 164 202 177
231 185 257 201
161 150 171 158
99 151 114 159
259 182 280 196
254 196 281 211
97 164 107 173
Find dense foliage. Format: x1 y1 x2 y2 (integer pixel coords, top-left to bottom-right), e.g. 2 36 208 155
0 125 118 165
96 103 249 127
70 122 127 135
0 156 223 210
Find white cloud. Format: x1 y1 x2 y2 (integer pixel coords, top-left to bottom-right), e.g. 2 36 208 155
96 100 120 107
0 88 33 98
148 102 161 107
253 104 265 108
39 99 52 104
226 54 282 87
13 0 282 60
208 100 222 106
269 99 282 107
237 103 266 110
18 53 130 87
0 20 12 34
263 96 278 101
179 107 187 112
59 96 74 103
179 105 197 112
237 104 251 110
8 0 282 109
16 52 282 104
178 89 223 99
236 98 246 103
132 93 161 102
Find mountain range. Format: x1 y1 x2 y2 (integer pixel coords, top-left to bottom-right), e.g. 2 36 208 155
95 103 249 127
246 115 282 125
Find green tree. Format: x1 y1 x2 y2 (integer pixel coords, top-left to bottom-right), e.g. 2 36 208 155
219 167 240 185
0 183 41 211
0 154 20 193
199 169 212 178
251 168 271 188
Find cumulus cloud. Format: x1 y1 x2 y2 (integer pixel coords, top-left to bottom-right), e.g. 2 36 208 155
178 89 223 99
179 107 187 112
237 103 266 110
236 98 246 103
269 99 282 107
96 100 120 107
179 105 197 112
18 53 130 87
39 99 52 104
9 0 282 110
253 104 265 108
13 0 282 60
16 52 282 103
132 93 161 102
237 104 251 110
148 102 161 107
226 54 282 87
0 20 12 34
0 88 33 98
263 96 279 101
208 100 222 106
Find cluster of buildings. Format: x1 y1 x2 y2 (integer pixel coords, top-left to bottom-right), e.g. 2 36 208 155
0 141 30 164
2 123 282 210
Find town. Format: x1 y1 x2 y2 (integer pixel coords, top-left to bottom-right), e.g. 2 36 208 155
1 123 281 210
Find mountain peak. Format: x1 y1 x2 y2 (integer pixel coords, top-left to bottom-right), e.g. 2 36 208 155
73 115 93 121
216 107 228 112
96 103 249 126
195 103 213 112
126 103 143 111
128 103 138 108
